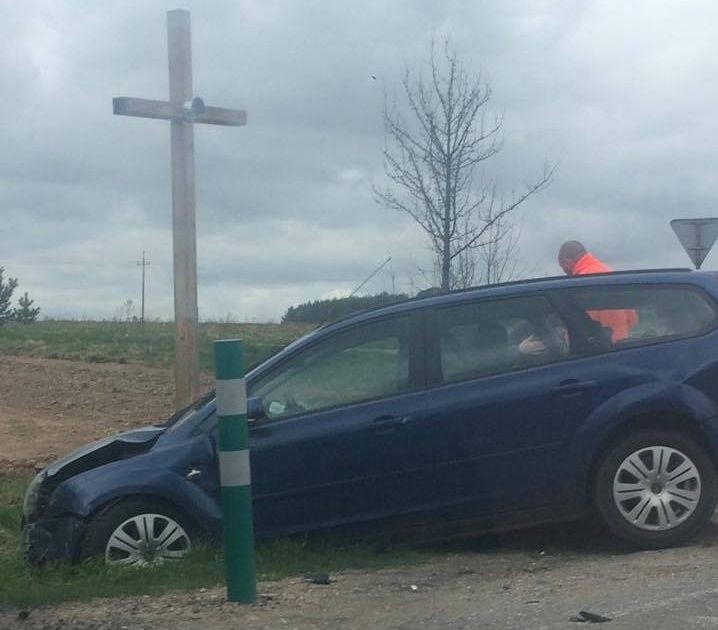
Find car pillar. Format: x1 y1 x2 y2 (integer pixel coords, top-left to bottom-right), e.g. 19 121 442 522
213 339 256 604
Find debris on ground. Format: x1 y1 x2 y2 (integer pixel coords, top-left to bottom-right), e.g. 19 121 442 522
569 610 613 623
303 572 331 585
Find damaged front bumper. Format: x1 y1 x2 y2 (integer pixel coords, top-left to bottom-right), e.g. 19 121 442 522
22 515 85 565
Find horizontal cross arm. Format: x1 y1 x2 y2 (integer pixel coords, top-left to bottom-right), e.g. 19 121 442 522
113 97 174 120
113 97 247 126
194 106 247 126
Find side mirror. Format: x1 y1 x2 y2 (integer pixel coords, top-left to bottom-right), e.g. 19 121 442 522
247 396 266 422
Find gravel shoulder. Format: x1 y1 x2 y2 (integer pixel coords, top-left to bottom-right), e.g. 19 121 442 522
4 522 718 629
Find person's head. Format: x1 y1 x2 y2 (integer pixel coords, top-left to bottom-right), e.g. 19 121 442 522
557 240 587 275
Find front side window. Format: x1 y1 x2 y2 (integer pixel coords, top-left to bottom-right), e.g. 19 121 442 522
568 285 717 349
249 316 411 420
435 296 573 384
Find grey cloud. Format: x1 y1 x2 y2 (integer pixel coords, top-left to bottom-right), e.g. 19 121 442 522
3 0 718 320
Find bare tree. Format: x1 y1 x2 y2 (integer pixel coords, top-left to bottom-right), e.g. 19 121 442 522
444 206 525 289
476 212 524 285
375 40 553 290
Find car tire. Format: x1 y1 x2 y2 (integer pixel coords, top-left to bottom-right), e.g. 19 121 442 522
595 430 717 549
81 499 194 566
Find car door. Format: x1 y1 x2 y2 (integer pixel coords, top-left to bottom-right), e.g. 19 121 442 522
245 312 434 535
422 293 594 520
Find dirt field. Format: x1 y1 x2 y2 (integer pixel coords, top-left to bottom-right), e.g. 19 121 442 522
4 355 718 629
0 356 213 473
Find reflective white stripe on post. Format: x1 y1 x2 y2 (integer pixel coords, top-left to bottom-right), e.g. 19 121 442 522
216 378 247 416
219 449 251 487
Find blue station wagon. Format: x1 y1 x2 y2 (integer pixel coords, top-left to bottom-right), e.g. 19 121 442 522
22 269 718 565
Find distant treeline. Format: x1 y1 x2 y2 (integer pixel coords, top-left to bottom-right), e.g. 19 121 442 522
282 292 410 324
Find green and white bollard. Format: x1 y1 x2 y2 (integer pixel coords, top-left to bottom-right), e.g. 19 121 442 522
213 339 256 604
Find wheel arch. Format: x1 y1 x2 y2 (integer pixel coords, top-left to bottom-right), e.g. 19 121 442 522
82 492 211 542
583 409 718 498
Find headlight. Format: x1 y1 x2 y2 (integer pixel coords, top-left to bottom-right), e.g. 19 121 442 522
23 471 47 521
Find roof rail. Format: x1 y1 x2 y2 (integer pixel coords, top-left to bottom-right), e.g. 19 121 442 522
426 268 694 296
319 268 694 329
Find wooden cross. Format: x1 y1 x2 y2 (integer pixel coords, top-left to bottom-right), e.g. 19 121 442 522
113 10 246 410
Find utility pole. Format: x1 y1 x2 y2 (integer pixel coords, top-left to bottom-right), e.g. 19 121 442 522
136 251 150 324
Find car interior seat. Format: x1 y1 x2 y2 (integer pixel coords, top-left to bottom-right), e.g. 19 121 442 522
472 322 511 376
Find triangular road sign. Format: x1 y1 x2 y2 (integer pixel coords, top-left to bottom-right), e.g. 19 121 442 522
670 218 718 269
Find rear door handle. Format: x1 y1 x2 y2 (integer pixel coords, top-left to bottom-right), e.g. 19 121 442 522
553 379 598 397
369 414 411 435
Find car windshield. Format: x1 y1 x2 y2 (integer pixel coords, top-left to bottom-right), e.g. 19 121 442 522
164 389 216 430
163 329 321 432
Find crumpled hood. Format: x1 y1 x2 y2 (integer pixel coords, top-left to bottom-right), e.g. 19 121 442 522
24 426 166 524
45 426 164 480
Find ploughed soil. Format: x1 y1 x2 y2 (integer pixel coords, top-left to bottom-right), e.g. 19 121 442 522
0 355 213 474
3 355 718 629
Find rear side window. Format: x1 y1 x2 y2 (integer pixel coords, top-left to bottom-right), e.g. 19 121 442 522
568 285 717 349
434 295 575 384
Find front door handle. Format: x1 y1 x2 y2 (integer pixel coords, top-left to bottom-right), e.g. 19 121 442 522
553 379 598 397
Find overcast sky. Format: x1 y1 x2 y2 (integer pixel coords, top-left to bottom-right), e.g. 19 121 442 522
2 1 717 322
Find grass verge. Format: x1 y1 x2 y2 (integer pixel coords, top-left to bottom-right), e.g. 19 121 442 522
0 320 314 372
0 476 426 609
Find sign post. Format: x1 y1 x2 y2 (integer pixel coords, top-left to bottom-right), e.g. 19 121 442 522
670 218 718 270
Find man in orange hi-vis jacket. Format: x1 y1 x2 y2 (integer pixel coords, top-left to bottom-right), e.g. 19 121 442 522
558 240 638 342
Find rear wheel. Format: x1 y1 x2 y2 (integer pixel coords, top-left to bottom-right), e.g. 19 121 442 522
594 430 717 548
81 499 193 566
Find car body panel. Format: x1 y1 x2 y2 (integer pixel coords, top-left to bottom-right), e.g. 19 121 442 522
42 434 223 535
249 389 437 535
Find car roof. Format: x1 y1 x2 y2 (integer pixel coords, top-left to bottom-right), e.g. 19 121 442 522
320 268 698 331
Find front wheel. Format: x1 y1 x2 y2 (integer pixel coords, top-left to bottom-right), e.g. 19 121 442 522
81 499 194 566
594 430 717 549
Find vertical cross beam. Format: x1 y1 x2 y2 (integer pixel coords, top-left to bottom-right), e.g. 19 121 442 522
113 10 246 411
167 10 199 408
